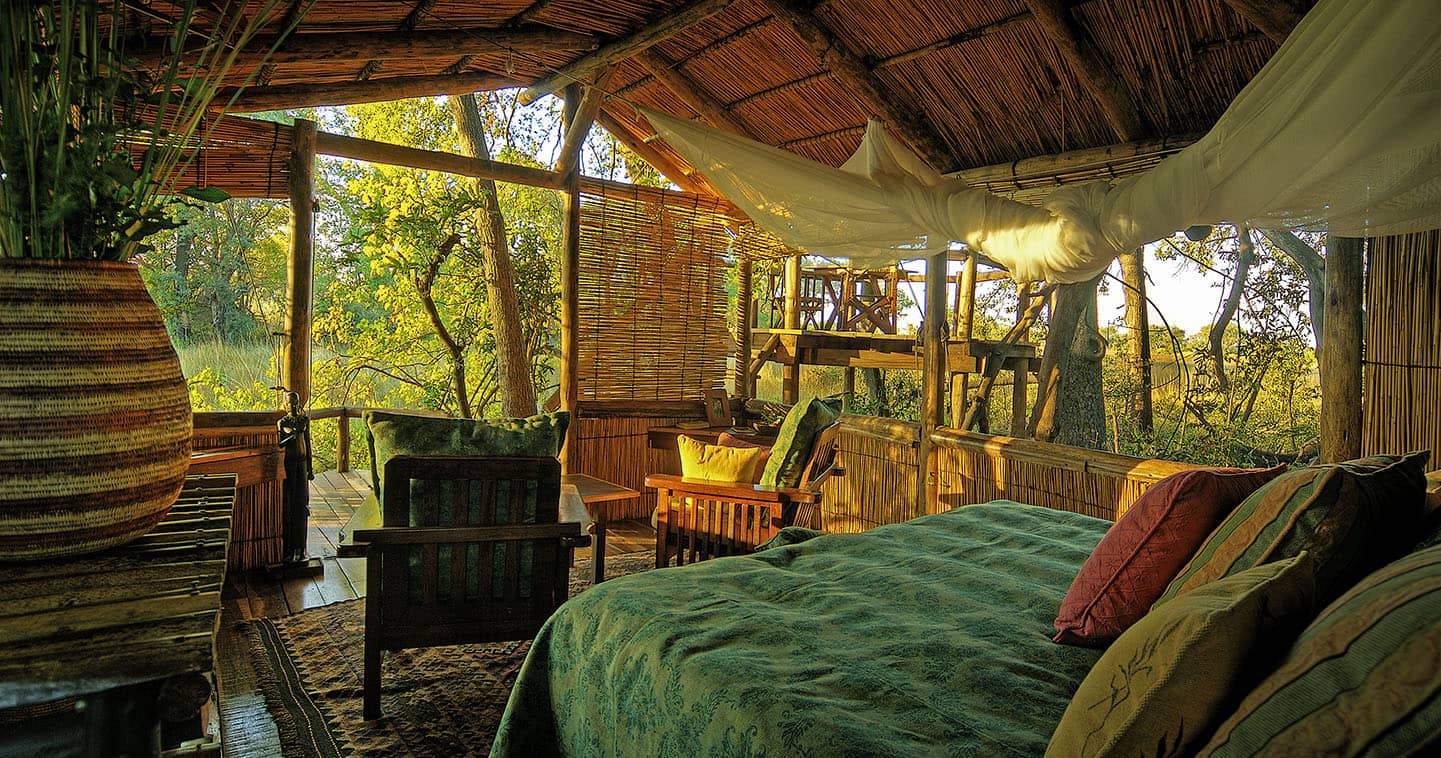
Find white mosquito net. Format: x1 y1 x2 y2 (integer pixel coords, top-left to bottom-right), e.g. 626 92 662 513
642 0 1441 283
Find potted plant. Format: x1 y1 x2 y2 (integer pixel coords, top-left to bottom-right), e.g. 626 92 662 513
0 0 288 559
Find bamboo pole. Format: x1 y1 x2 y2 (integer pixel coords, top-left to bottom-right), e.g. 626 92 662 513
284 119 316 405
1321 236 1364 462
918 252 948 512
560 86 583 472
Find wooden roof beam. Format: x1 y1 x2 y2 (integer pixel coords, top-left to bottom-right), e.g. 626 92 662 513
222 71 518 112
1021 0 1146 142
519 0 734 104
635 49 752 136
1219 0 1305 45
314 131 565 189
555 68 617 178
141 28 599 69
760 0 955 171
594 109 715 197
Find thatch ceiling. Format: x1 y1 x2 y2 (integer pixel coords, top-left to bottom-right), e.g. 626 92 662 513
124 0 1316 195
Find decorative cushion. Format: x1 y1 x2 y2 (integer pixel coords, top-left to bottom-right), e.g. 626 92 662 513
364 410 569 494
758 397 839 488
1201 545 1441 756
1156 451 1430 607
1053 465 1287 646
717 431 773 483
1047 554 1315 758
677 435 767 484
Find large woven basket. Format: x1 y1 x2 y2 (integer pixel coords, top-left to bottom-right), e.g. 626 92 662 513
0 258 192 560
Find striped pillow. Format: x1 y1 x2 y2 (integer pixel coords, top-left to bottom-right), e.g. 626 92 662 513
1201 545 1441 756
1157 451 1429 607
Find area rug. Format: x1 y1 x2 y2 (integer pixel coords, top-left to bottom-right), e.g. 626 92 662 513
244 551 655 757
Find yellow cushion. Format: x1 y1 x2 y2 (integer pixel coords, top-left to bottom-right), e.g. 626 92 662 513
677 435 766 484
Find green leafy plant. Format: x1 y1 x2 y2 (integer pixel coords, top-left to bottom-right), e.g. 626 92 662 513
0 0 291 260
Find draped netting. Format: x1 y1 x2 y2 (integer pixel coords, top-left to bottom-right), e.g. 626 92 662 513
642 0 1441 284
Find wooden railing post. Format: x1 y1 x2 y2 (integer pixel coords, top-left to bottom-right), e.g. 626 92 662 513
337 407 351 473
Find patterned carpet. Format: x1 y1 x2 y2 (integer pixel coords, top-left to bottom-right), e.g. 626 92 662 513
244 551 655 757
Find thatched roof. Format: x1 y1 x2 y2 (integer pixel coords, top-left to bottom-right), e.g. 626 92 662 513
124 0 1315 196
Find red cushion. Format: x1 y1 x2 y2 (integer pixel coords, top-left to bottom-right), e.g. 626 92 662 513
1052 465 1287 646
717 432 772 483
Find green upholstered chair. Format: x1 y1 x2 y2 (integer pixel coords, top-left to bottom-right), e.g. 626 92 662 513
350 443 588 719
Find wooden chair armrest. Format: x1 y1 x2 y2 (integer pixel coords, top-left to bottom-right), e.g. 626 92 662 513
353 521 587 546
643 474 822 504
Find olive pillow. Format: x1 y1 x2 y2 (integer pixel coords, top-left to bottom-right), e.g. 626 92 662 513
1202 544 1441 756
1157 451 1429 607
1047 554 1315 758
364 410 569 494
1053 465 1286 646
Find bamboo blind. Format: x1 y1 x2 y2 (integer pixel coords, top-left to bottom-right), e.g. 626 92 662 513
1364 230 1441 463
575 183 733 402
127 111 292 200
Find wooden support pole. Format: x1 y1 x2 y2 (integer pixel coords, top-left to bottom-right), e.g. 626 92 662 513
225 72 519 112
520 0 733 104
560 87 583 453
636 48 751 135
1320 236 1364 463
761 0 954 171
918 252 948 512
595 110 715 197
1020 0 1145 142
1011 282 1032 434
782 253 803 404
733 253 754 399
555 68 615 179
842 367 856 412
1219 0 1304 45
336 408 350 473
1120 248 1153 435
283 119 315 406
949 255 978 427
314 131 564 189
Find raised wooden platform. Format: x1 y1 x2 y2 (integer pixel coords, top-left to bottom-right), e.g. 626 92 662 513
751 329 1038 373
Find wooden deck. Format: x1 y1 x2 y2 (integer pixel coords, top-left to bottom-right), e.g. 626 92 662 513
217 469 654 757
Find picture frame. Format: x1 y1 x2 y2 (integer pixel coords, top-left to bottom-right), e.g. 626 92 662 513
704 388 732 427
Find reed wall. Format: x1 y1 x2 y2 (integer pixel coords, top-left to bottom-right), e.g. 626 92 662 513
563 402 710 520
1364 230 1441 463
190 412 286 570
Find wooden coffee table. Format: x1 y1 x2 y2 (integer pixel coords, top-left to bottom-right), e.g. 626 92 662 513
563 473 641 584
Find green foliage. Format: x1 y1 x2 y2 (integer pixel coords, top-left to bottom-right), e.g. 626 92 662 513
0 0 284 260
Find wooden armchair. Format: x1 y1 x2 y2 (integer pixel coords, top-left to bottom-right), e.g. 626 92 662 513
348 455 590 720
646 420 843 567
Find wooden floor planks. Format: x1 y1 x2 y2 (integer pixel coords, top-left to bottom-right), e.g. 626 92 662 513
216 469 654 757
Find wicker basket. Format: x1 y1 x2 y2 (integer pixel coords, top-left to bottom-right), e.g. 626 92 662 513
0 258 192 560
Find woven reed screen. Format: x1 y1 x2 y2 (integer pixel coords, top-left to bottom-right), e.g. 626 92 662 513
126 111 292 199
1364 230 1441 459
575 183 734 402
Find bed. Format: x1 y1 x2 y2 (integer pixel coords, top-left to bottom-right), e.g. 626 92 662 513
490 502 1109 756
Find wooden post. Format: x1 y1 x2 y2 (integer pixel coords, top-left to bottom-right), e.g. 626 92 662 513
1120 249 1153 435
1011 282 1031 435
1320 236 1364 463
733 252 754 399
284 119 316 406
782 253 802 404
949 255 977 427
918 252 948 514
559 86 582 470
337 407 350 473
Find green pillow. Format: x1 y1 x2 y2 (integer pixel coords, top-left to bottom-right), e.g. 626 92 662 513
364 410 569 494
1202 544 1441 756
1047 554 1315 758
758 396 839 488
1156 451 1429 607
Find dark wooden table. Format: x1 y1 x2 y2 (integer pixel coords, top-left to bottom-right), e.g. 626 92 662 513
0 474 236 755
564 473 641 584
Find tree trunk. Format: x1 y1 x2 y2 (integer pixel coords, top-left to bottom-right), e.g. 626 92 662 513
416 235 472 418
1210 228 1257 392
1119 248 1152 434
174 229 192 343
450 93 537 418
1028 275 1107 450
861 368 887 415
1319 236 1364 463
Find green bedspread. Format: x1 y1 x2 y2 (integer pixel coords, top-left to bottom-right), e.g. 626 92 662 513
491 502 1110 757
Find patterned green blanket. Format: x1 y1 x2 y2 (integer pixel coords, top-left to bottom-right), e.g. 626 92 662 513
491 502 1109 757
